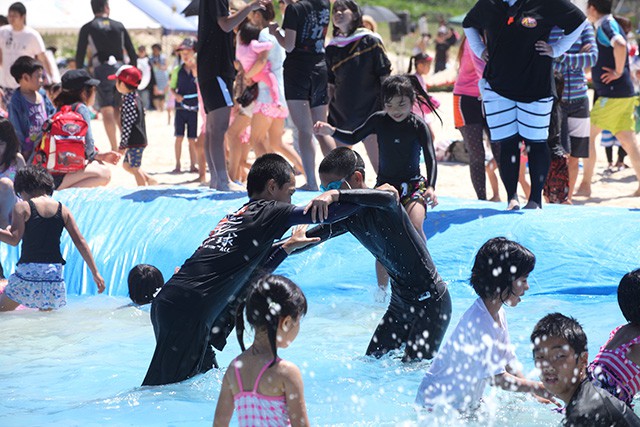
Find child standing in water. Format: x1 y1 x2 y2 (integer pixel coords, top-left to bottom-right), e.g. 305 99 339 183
214 274 309 426
589 268 640 407
0 166 105 311
415 237 555 412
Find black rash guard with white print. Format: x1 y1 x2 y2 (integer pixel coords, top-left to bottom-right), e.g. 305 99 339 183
142 196 366 385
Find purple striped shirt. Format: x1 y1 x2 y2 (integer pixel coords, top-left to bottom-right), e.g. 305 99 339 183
549 24 597 101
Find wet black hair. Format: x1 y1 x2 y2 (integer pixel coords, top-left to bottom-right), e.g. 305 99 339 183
531 312 588 356
319 147 366 181
381 74 442 124
128 264 164 305
407 52 432 74
10 56 44 84
238 22 262 46
618 269 640 324
331 0 364 37
0 118 21 172
246 153 294 198
8 2 26 17
0 15 8 26
91 0 108 15
236 275 308 367
14 165 54 196
470 237 535 301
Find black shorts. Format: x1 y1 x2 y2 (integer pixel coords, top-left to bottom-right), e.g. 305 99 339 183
283 60 328 108
199 76 234 114
453 94 484 128
174 109 198 138
93 63 120 109
560 97 590 158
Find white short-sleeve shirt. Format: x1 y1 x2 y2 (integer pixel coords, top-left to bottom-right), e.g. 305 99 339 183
0 25 46 89
415 297 517 412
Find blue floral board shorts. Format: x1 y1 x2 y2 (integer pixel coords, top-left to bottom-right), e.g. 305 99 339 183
123 147 145 168
5 263 66 309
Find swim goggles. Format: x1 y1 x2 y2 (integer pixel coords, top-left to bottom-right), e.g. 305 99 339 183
320 150 360 192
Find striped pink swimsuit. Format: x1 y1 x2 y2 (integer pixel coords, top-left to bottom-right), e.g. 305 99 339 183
233 359 290 427
588 326 640 406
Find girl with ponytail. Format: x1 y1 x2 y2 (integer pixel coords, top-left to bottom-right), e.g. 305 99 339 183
214 274 309 426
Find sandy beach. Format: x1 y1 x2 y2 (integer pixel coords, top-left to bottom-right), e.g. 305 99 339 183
95 90 640 209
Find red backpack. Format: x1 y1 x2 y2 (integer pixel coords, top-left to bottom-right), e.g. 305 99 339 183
32 104 87 174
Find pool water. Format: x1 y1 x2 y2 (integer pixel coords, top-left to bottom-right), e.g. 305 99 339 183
1 188 638 426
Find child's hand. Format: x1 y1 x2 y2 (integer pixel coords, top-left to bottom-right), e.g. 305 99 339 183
313 121 335 136
304 190 339 223
532 384 561 407
93 272 106 294
375 183 400 204
282 225 321 254
424 187 438 208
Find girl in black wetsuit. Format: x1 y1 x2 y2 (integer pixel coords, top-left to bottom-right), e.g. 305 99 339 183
314 75 439 296
314 75 439 241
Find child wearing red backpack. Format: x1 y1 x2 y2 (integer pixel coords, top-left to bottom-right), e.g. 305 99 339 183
110 65 155 186
50 70 120 190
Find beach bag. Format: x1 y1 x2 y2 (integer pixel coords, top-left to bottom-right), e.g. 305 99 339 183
236 83 258 108
32 104 87 174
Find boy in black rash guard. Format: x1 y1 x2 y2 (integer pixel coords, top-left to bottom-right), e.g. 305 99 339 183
279 148 452 361
142 154 370 386
531 313 640 427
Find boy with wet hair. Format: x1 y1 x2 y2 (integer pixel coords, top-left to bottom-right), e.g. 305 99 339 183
531 313 640 426
127 264 164 306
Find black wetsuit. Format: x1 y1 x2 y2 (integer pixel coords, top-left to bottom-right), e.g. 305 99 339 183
283 189 452 361
142 199 358 386
332 112 437 189
564 379 640 426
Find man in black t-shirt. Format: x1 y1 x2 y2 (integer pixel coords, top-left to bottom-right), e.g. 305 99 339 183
197 0 269 191
142 153 367 386
75 0 137 151
463 0 586 210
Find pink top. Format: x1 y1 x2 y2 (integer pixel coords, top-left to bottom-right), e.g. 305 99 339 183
453 39 485 97
588 326 640 404
236 40 273 77
233 358 290 427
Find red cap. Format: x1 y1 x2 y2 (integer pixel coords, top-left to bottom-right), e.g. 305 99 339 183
108 65 142 88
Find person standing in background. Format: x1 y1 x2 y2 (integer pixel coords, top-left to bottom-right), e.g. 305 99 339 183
75 0 138 152
0 2 57 106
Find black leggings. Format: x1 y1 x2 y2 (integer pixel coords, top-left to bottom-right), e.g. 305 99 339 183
498 135 550 207
460 124 500 200
366 289 452 361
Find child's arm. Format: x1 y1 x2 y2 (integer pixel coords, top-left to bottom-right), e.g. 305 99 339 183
282 361 310 427
15 153 26 170
493 370 559 406
118 95 138 152
243 50 270 82
420 121 438 208
314 113 379 145
213 369 235 427
0 201 28 245
61 206 105 293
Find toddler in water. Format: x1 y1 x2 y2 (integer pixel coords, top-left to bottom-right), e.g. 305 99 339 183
0 166 105 311
589 269 640 407
236 22 281 107
128 264 164 306
214 274 309 426
415 237 555 413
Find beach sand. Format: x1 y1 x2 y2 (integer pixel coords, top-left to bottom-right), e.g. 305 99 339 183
95 91 640 209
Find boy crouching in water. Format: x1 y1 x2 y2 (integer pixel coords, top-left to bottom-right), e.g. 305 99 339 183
109 65 156 186
531 313 640 426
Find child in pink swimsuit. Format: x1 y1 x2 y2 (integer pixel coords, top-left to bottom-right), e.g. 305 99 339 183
588 269 640 407
214 274 309 426
236 22 281 108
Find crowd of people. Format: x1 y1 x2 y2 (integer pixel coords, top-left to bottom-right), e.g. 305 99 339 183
1 0 640 425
